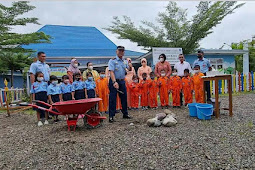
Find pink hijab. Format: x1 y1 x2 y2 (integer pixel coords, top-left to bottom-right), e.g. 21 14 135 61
67 59 80 74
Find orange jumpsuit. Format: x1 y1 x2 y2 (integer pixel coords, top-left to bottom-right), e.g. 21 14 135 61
193 72 204 103
157 77 169 107
128 81 140 108
96 77 109 112
182 76 194 105
148 79 159 108
169 76 182 106
139 80 149 107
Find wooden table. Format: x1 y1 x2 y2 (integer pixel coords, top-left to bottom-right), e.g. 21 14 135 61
202 75 233 118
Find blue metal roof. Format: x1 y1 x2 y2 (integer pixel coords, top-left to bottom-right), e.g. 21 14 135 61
22 25 144 57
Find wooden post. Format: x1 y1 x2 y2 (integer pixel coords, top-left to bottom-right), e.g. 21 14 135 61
228 76 233 117
4 79 10 117
215 79 219 118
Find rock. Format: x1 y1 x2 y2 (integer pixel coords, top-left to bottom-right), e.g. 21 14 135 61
164 109 172 115
129 123 134 126
147 117 157 127
162 115 177 127
154 119 161 127
156 113 166 121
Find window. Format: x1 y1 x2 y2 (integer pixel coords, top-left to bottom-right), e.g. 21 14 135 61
209 58 224 71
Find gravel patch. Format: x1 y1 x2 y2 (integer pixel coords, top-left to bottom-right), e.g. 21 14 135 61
0 93 254 169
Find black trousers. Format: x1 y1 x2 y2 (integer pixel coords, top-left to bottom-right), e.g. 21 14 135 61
203 72 211 101
108 79 128 118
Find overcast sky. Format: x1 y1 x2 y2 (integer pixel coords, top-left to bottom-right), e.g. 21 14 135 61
1 1 253 53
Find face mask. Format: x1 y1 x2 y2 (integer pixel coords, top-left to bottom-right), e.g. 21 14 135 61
143 77 147 81
194 70 199 74
142 63 146 66
73 64 78 68
37 77 44 82
172 73 177 76
184 74 188 77
52 81 58 85
76 77 81 81
134 80 138 83
88 77 93 81
161 73 166 77
88 66 93 70
100 74 105 78
64 79 70 84
160 58 164 62
197 55 202 58
150 77 155 80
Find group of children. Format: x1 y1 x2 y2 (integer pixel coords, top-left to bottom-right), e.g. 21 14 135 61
127 65 205 110
30 71 106 126
30 64 205 126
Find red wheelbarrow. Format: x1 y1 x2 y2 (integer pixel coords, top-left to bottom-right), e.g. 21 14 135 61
27 98 106 131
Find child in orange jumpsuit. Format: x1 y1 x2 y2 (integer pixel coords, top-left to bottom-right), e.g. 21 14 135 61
157 70 169 109
193 65 204 103
182 69 193 106
96 71 109 113
128 75 140 110
139 73 149 110
169 69 182 108
148 72 158 109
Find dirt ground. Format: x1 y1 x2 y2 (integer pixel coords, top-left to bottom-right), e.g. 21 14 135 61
0 94 254 170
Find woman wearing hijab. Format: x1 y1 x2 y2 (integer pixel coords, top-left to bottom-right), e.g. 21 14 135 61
125 58 136 109
67 58 81 83
155 54 172 78
137 58 152 81
83 62 100 81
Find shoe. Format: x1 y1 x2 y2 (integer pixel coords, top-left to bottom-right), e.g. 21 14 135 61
54 119 60 123
44 120 49 125
165 106 168 109
123 115 132 119
145 106 148 110
109 117 114 123
142 107 145 111
105 111 109 114
135 108 139 110
48 116 52 120
38 121 43 126
177 106 181 108
161 106 164 109
115 110 120 113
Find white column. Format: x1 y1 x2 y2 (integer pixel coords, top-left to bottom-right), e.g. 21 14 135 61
236 71 239 92
243 42 249 91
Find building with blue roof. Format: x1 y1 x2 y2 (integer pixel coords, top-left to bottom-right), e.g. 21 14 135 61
22 25 144 70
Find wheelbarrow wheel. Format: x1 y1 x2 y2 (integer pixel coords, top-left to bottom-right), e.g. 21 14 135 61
83 109 103 129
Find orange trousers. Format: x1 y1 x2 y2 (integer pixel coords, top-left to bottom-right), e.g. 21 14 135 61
159 87 169 106
172 89 181 106
183 88 193 105
194 87 204 103
140 91 148 107
149 92 158 108
130 93 139 108
98 91 108 112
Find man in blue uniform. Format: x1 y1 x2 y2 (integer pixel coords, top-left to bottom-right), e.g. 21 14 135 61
108 46 132 122
29 52 50 84
193 49 212 102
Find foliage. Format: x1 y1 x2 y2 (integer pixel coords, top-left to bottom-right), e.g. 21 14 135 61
105 1 244 54
0 1 51 53
231 39 255 72
0 52 33 86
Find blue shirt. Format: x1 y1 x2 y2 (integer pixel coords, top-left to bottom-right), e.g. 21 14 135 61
193 57 211 73
47 84 61 96
29 60 50 81
30 81 48 94
72 80 85 91
108 56 129 79
60 83 74 94
85 80 96 90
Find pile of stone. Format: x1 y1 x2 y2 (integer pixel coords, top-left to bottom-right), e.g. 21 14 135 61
147 109 177 127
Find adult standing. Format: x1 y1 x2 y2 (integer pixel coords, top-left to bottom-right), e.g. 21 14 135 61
125 58 136 109
193 49 212 102
108 46 132 122
174 54 192 105
155 54 172 78
67 58 81 83
137 58 152 81
29 51 50 84
83 62 99 81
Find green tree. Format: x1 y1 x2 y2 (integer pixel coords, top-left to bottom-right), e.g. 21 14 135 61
231 39 255 72
105 1 244 54
0 52 33 87
0 1 51 53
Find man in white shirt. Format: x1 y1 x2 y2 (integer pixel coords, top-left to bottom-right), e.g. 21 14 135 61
174 54 192 77
174 54 192 106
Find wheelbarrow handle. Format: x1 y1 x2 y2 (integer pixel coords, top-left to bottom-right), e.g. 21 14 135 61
32 100 52 107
